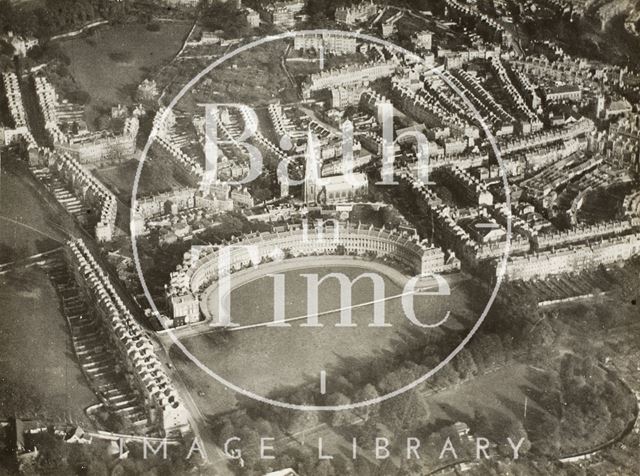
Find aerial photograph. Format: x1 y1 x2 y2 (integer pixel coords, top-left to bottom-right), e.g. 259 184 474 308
0 0 639 475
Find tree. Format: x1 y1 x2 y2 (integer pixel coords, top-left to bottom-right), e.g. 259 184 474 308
0 1 16 34
201 1 249 39
470 333 505 369
332 453 354 475
326 393 352 427
609 416 626 436
35 430 66 473
498 419 531 458
612 258 640 303
314 459 336 476
455 349 478 380
528 318 556 351
351 417 378 449
472 408 493 437
287 410 320 434
216 419 237 446
380 391 429 433
253 186 272 203
378 365 421 394
105 412 125 432
530 412 560 456
354 384 380 421
432 362 459 387
561 404 587 442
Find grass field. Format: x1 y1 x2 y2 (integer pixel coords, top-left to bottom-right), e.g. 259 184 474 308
0 160 94 422
94 158 193 204
0 267 96 422
428 364 544 430
171 263 472 416
59 21 191 121
0 162 66 263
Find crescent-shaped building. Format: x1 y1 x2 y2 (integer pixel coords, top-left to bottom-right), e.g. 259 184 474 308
166 221 457 327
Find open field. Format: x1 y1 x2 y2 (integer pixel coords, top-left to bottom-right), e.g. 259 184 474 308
59 21 191 121
170 262 472 416
0 267 96 422
278 361 634 464
206 361 635 472
0 161 96 422
428 360 636 456
93 157 193 204
428 364 545 430
0 161 66 262
271 364 542 467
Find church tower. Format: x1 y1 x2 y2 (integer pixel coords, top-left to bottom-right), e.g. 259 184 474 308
596 95 605 119
304 127 322 205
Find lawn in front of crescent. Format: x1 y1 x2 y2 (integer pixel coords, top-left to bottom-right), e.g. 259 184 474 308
170 262 473 416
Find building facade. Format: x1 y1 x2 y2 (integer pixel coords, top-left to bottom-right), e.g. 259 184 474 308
335 2 378 24
166 222 454 325
498 232 640 281
293 32 357 55
67 240 191 435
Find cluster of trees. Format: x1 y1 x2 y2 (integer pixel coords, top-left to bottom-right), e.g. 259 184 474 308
467 458 572 476
596 427 640 475
0 40 13 71
348 205 408 230
32 49 91 104
209 319 526 475
203 243 640 469
0 0 126 40
304 0 350 24
18 430 198 476
136 237 191 306
204 274 572 473
201 245 639 473
499 352 636 458
197 212 270 243
611 256 640 305
519 0 640 66
302 0 444 26
248 173 276 204
136 212 270 314
471 408 532 457
559 354 634 453
213 405 365 475
95 113 125 133
201 1 250 39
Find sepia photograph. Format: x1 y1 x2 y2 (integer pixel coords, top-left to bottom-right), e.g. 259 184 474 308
0 0 639 475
